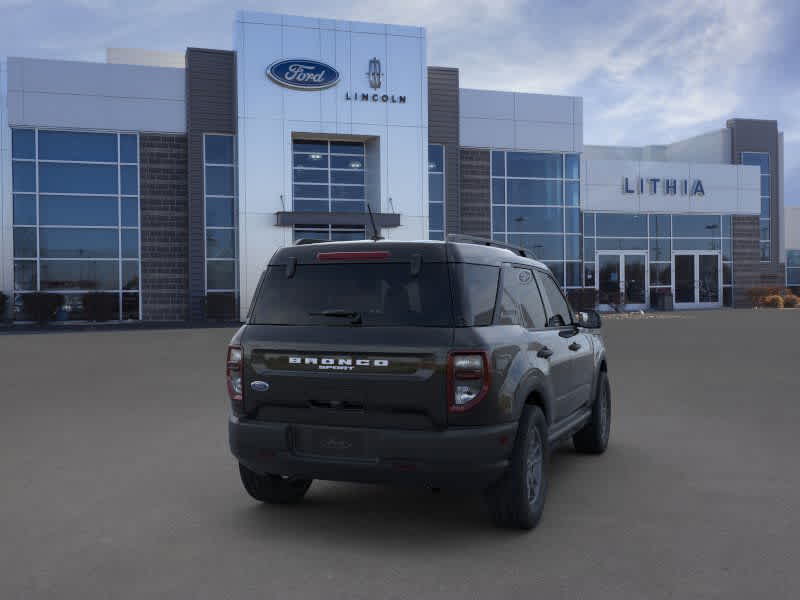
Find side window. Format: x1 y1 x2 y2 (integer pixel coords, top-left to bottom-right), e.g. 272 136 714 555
497 267 547 328
537 271 573 327
453 264 500 326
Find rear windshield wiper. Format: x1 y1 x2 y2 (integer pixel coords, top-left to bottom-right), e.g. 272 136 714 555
308 309 362 324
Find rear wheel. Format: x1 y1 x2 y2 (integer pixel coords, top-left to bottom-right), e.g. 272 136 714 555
573 371 611 454
485 405 548 530
238 464 312 504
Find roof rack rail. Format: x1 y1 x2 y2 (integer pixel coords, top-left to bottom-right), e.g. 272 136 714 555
294 238 327 246
446 234 536 259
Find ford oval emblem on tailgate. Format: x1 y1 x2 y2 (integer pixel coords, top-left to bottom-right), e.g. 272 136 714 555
250 381 269 392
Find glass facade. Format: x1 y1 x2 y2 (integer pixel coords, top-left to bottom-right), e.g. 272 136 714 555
204 134 239 307
787 250 800 288
11 128 141 320
584 213 734 306
292 140 366 213
428 144 444 240
491 150 581 287
742 152 770 261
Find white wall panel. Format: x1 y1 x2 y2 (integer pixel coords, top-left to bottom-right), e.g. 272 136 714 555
460 117 514 149
514 121 574 152
387 34 422 127
349 33 388 126
460 89 514 120
514 92 572 123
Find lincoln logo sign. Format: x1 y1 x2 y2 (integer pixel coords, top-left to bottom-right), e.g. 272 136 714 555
623 177 705 196
266 59 340 90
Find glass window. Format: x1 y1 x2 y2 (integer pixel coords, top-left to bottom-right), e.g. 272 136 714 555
205 135 234 164
741 152 769 174
537 272 572 326
122 261 139 290
207 229 236 258
121 165 138 195
584 262 595 287
583 237 594 262
331 185 364 200
294 200 329 212
722 238 732 261
331 201 366 213
428 145 444 172
293 168 328 184
207 260 237 290
565 262 582 287
649 214 671 238
120 135 138 163
565 208 580 233
331 170 364 185
39 228 118 258
565 154 580 180
491 151 505 177
760 175 770 197
723 263 732 285
787 250 800 268
206 197 234 227
595 213 647 237
760 242 770 262
330 227 366 241
492 207 505 233
40 260 119 290
492 179 505 205
650 264 671 286
250 264 452 327
429 203 444 232
121 229 139 258
330 141 364 155
294 184 328 199
294 153 329 168
673 238 721 251
596 238 647 251
507 179 562 205
721 215 732 237
429 172 444 204
759 219 770 241
293 140 328 154
546 262 564 287
565 235 581 260
673 214 720 237
12 161 36 192
13 228 37 258
14 261 37 291
206 166 235 196
508 234 564 261
13 194 36 225
497 267 546 328
761 197 770 218
121 198 139 227
122 293 139 320
507 206 563 233
565 181 580 206
649 238 671 261
723 287 732 307
453 264 499 326
507 152 562 178
583 213 595 237
12 129 36 159
39 163 118 194
40 195 118 226
38 131 117 162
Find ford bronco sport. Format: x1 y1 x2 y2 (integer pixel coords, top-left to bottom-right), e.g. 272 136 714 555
227 236 610 529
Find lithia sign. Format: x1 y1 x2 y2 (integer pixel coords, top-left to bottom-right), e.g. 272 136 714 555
266 57 407 103
623 177 705 196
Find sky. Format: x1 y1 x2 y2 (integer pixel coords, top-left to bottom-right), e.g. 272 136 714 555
1 0 798 205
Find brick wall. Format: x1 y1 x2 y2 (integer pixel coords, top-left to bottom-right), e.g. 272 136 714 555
732 215 760 307
460 149 491 238
139 134 189 321
428 67 460 234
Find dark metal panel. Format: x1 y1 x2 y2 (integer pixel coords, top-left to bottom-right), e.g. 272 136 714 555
186 48 237 321
459 148 491 238
427 67 460 234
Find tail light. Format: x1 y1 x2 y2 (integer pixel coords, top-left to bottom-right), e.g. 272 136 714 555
227 345 243 414
447 351 490 413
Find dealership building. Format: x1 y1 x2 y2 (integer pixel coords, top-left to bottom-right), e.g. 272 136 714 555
0 10 792 322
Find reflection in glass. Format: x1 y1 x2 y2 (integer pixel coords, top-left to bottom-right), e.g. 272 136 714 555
207 260 236 290
507 180 562 205
12 129 35 159
14 261 37 291
507 206 563 233
596 213 647 237
507 152 563 178
39 163 118 194
39 228 118 258
13 228 37 258
40 261 119 290
206 229 236 259
13 194 36 225
205 135 234 164
40 195 118 226
38 131 117 162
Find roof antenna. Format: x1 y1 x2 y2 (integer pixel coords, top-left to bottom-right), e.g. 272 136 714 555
367 204 384 241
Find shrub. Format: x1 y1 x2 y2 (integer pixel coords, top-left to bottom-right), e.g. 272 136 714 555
782 294 799 308
0 292 7 322
762 295 784 309
21 293 65 324
83 292 118 322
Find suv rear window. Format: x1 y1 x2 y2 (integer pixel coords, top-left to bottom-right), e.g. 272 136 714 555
250 263 452 327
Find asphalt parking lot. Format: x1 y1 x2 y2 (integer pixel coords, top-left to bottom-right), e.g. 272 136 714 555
1 309 799 599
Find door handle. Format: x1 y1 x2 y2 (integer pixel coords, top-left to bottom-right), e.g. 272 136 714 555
568 342 581 351
537 346 554 359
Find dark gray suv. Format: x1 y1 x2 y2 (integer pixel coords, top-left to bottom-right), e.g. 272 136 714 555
227 236 610 529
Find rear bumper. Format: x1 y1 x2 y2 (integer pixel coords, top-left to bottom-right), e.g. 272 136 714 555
229 416 517 489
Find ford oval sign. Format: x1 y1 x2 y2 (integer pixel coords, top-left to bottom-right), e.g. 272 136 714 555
267 59 340 90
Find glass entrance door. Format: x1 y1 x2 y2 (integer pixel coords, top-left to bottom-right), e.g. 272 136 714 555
597 252 648 310
672 252 721 308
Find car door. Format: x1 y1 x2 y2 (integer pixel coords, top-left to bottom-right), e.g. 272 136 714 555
534 270 594 419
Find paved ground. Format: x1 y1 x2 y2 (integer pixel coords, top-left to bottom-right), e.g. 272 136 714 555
1 309 799 599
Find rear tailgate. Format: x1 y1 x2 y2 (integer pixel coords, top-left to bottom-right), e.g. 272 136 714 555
242 325 452 429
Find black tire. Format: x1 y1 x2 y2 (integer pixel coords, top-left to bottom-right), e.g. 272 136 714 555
238 464 312 505
485 405 548 530
573 371 611 454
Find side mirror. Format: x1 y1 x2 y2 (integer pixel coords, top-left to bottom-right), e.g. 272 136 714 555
577 309 602 329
